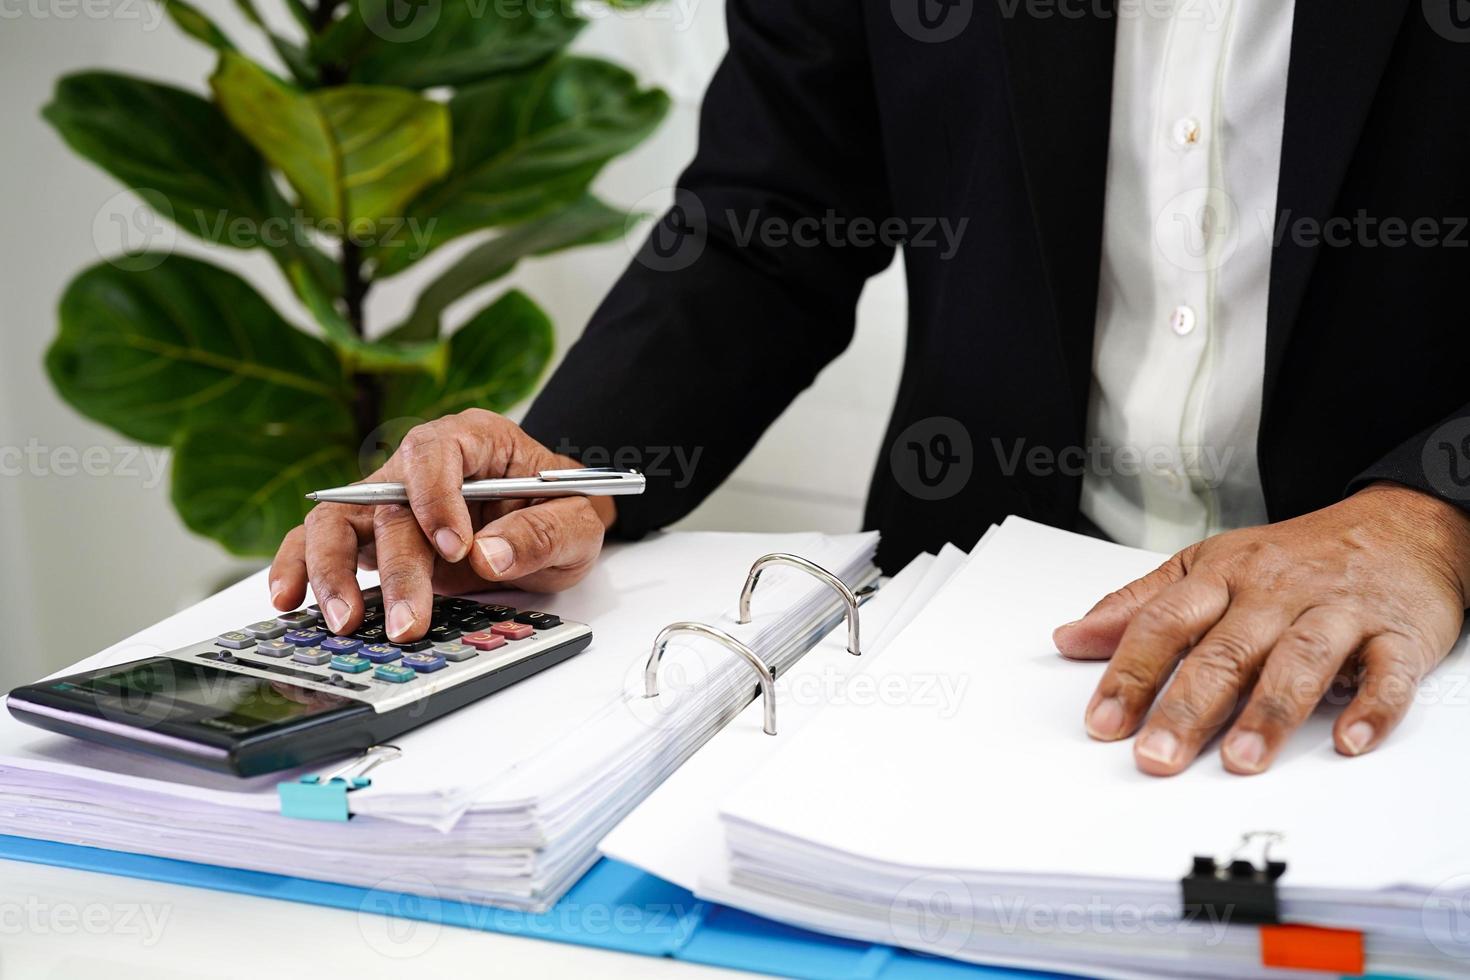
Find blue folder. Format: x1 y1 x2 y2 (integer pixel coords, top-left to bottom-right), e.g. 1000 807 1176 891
0 835 1406 979
0 833 1050 979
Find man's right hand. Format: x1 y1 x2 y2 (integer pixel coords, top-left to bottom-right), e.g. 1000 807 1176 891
268 409 614 644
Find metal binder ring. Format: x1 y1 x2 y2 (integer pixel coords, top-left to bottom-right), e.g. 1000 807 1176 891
643 622 777 735
737 553 862 656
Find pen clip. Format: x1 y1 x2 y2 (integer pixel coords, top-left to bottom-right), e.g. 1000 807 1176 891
537 467 642 482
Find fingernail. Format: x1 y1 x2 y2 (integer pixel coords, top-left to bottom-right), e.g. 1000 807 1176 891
269 580 285 606
1137 729 1181 767
434 528 465 561
1086 697 1126 740
477 537 515 576
386 601 417 640
1224 730 1267 772
324 597 351 633
1341 720 1375 756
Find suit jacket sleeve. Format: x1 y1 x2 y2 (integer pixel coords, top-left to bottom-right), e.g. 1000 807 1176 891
1349 405 1470 515
520 0 896 538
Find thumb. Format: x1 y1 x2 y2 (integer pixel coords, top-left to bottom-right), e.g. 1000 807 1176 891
470 497 605 589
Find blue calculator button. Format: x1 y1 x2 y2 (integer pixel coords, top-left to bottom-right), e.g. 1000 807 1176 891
360 644 401 663
320 636 363 654
293 648 333 666
284 628 326 646
329 654 372 673
401 652 447 673
374 664 416 684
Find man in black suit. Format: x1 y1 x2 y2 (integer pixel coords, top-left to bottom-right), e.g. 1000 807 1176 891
270 0 1470 777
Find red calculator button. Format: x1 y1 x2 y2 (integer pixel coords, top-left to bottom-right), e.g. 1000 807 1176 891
463 631 507 651
490 622 534 640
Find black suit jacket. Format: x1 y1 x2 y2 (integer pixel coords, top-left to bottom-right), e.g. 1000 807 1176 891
524 0 1470 571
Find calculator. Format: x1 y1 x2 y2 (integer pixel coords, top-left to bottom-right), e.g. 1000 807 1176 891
5 588 592 777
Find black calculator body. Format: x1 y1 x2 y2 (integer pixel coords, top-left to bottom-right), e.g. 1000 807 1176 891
5 593 591 777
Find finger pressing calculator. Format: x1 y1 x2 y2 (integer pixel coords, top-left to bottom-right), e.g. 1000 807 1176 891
5 589 592 777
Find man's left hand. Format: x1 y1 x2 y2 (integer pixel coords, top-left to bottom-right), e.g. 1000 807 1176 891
1053 483 1470 775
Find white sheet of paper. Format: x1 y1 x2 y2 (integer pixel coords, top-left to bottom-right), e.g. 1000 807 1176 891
720 517 1470 894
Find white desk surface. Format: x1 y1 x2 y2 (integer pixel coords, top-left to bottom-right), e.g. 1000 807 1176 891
0 858 748 979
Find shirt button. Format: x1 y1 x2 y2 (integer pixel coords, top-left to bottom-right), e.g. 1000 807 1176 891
1172 117 1202 148
1170 305 1197 336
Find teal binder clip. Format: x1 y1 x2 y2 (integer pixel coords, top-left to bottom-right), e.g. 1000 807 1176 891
278 745 401 822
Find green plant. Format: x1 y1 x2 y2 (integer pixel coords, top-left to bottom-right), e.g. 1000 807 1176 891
43 0 669 556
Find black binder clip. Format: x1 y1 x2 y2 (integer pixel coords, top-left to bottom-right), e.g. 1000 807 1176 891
1181 831 1286 925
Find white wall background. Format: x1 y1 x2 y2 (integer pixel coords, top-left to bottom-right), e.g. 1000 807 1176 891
0 0 906 691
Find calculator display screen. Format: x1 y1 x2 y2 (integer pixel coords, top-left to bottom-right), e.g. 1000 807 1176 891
57 658 356 734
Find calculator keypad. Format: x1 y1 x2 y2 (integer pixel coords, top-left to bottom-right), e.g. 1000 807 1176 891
254 639 295 658
276 610 320 629
204 597 583 710
374 664 416 684
463 631 507 652
360 644 401 663
490 622 534 641
402 652 447 673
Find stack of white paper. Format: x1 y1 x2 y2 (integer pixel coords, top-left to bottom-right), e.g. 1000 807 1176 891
0 529 877 911
614 519 1470 979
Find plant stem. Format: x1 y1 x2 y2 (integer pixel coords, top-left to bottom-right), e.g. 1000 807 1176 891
341 240 382 445
309 0 341 34
311 0 379 447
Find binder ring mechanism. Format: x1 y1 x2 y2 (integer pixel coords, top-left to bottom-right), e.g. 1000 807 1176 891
643 554 871 736
738 553 868 656
644 623 777 735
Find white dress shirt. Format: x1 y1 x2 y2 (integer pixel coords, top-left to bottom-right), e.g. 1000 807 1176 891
1082 0 1296 553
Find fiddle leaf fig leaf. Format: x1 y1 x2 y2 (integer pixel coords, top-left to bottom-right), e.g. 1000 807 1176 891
210 51 451 224
370 57 667 277
41 72 340 303
172 426 361 557
383 290 552 419
47 254 353 446
388 195 629 343
314 0 583 89
163 0 238 51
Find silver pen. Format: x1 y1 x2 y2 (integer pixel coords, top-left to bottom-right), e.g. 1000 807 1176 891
306 467 646 505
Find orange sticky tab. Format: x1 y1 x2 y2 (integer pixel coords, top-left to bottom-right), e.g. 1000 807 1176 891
1260 925 1365 974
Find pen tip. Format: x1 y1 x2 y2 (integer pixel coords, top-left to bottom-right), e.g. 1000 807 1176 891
305 492 318 501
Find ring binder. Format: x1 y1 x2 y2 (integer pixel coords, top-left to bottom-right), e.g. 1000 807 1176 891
1181 831 1287 925
644 622 778 735
278 745 402 822
738 554 865 656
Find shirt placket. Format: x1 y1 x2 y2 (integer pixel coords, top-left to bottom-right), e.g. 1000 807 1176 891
1142 1 1231 542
